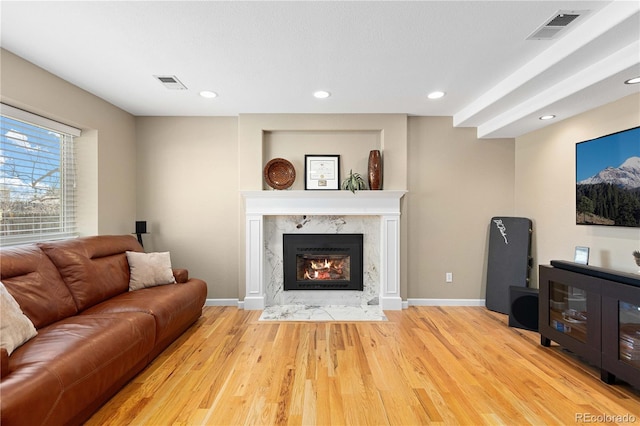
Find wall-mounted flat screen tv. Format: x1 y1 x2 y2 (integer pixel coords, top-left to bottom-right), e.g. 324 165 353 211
576 126 640 228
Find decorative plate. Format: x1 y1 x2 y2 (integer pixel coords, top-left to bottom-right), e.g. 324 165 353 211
264 158 296 190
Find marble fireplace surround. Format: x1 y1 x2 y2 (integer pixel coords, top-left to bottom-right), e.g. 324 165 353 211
242 190 406 311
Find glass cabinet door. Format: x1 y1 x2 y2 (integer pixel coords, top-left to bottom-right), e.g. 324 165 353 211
619 301 640 369
549 281 588 343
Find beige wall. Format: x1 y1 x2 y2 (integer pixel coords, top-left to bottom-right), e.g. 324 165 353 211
137 114 515 302
406 117 515 299
135 117 239 299
515 93 640 282
0 49 136 235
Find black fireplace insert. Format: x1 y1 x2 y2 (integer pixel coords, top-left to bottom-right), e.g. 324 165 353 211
283 233 363 291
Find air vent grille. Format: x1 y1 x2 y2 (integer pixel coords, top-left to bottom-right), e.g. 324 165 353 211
527 10 588 40
154 75 187 90
547 13 579 27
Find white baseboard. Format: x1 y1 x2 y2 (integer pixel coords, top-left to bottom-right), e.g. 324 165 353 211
204 298 240 307
224 299 485 309
220 299 485 309
407 298 486 307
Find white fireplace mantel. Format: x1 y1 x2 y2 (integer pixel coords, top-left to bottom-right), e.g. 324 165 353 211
241 190 407 311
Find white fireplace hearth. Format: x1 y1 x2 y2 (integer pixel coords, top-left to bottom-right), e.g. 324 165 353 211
241 190 406 311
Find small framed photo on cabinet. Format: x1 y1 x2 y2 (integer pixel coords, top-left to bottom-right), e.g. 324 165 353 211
304 155 340 190
574 246 590 265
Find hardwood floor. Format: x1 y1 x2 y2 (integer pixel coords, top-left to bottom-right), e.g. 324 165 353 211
86 306 640 425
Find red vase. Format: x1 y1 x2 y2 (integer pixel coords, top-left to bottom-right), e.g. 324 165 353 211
368 150 382 190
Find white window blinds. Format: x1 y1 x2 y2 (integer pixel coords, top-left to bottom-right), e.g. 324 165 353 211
0 104 81 246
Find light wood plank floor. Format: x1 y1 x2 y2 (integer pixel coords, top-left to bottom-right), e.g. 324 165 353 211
87 306 640 425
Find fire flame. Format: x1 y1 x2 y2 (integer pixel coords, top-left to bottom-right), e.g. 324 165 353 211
310 259 331 270
303 258 344 280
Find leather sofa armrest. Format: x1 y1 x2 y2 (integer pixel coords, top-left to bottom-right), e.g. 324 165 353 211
173 269 189 283
1 348 8 379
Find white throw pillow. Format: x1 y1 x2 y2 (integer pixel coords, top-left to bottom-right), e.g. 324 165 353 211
0 281 37 355
126 251 177 291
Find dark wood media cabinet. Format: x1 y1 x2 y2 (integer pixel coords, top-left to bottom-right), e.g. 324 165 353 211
539 261 640 388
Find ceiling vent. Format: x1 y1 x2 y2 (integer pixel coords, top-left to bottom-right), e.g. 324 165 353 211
154 75 187 90
527 10 588 40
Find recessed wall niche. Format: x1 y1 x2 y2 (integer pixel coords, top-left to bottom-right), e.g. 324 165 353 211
262 130 380 191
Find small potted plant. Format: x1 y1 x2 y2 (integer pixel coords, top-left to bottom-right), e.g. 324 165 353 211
341 169 367 193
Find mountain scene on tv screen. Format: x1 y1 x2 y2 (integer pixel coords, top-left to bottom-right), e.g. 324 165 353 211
576 156 640 227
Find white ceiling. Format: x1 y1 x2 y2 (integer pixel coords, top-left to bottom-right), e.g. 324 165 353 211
1 1 639 138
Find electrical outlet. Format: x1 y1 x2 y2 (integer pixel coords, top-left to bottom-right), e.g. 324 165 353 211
446 272 453 283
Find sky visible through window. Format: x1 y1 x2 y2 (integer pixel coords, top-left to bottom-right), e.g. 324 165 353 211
0 116 63 234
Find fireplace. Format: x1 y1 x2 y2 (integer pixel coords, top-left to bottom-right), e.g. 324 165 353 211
242 190 405 310
283 233 363 291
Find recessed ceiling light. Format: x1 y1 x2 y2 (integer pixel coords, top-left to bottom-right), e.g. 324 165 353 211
427 91 445 99
199 91 218 99
313 91 331 99
624 76 640 85
539 115 556 120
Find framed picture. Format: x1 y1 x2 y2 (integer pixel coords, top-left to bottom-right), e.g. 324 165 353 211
576 126 640 227
574 246 590 265
304 155 340 190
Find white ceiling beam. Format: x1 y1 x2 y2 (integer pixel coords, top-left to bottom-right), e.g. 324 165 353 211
477 40 640 139
453 1 640 129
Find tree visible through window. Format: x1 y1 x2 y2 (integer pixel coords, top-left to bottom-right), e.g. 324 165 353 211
0 112 78 246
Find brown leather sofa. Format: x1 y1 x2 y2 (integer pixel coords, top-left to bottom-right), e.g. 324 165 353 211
0 235 207 426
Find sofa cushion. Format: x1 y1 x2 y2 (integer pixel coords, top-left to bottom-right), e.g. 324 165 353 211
0 312 155 426
39 235 143 311
0 244 78 328
126 251 177 290
0 282 37 355
82 278 207 354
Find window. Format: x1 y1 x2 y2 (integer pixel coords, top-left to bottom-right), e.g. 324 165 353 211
0 104 81 246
